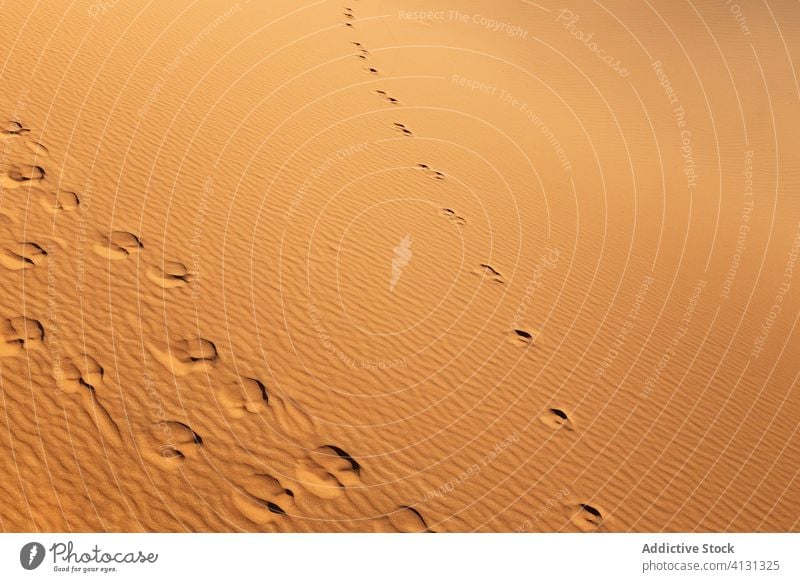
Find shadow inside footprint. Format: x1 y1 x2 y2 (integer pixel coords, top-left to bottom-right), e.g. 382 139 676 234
507 328 536 347
540 407 575 431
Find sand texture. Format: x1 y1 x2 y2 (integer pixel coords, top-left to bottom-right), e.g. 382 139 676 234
0 0 798 532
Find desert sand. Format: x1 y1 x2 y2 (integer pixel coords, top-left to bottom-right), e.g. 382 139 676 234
0 0 798 532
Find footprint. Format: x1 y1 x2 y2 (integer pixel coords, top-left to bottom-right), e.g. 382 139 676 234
507 328 536 346
0 316 44 357
147 261 191 288
0 242 47 270
39 189 80 214
139 420 203 469
219 376 316 436
475 263 504 284
218 376 269 418
1 121 30 136
375 90 399 104
540 407 575 431
59 353 105 395
1 164 45 188
92 231 143 260
378 505 435 533
366 67 379 74
393 122 413 136
232 473 296 524
440 208 465 226
25 141 48 157
59 354 121 446
147 337 219 376
570 502 605 531
295 445 361 499
418 164 444 180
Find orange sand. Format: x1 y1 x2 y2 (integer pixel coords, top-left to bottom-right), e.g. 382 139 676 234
0 0 798 532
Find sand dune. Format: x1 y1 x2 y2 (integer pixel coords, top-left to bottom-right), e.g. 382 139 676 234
0 0 798 532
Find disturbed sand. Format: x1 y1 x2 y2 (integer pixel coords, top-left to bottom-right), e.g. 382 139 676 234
0 1 798 532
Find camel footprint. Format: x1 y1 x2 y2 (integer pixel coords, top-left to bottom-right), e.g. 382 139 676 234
59 354 121 446
418 163 444 180
0 242 47 271
393 122 413 136
0 316 44 357
92 231 143 260
147 260 192 288
375 90 399 104
218 377 316 437
377 505 435 532
540 406 575 431
440 208 465 226
0 163 46 189
232 472 297 525
475 263 505 284
147 336 219 376
507 328 536 347
295 445 361 499
138 420 203 469
39 189 80 214
570 502 606 531
1 120 30 137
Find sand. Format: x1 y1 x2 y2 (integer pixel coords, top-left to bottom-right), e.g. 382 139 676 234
0 0 798 532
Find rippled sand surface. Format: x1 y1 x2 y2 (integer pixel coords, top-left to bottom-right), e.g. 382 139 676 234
0 1 797 531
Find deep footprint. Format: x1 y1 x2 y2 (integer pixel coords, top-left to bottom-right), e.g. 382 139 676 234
0 242 47 271
540 407 575 431
0 316 44 357
295 445 361 499
507 328 535 346
233 473 296 524
1 164 46 188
